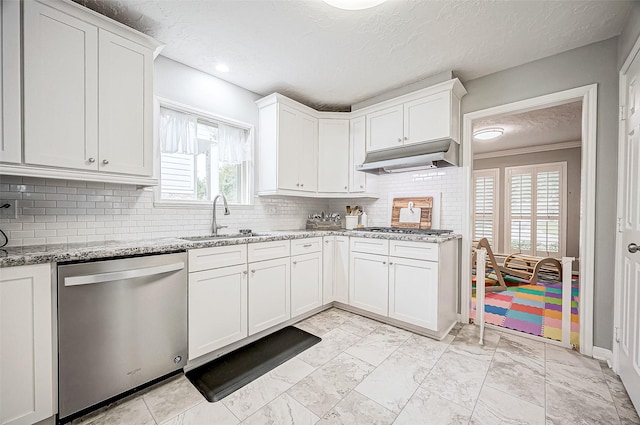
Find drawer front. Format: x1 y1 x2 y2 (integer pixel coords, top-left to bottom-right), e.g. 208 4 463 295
189 244 248 272
248 240 291 263
350 237 389 256
389 240 438 262
291 237 322 255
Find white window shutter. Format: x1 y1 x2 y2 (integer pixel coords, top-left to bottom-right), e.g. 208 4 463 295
473 169 499 245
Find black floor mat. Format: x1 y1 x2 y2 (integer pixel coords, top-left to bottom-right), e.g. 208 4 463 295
185 326 321 402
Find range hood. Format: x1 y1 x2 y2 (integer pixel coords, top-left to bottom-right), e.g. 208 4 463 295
356 139 459 174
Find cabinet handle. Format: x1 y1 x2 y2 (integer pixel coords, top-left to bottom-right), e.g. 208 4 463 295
300 183 304 187
360 185 364 189
88 157 96 163
389 262 394 265
382 261 387 265
303 243 312 247
345 186 348 190
293 261 297 265
296 183 300 187
325 240 330 243
102 159 109 165
404 136 408 141
242 270 248 275
397 138 402 143
251 269 256 273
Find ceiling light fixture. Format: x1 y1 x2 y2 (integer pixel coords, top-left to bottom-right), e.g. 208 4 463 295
216 63 230 73
473 128 504 140
322 0 387 10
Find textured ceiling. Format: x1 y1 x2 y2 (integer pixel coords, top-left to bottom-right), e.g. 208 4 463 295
74 0 631 111
472 101 582 154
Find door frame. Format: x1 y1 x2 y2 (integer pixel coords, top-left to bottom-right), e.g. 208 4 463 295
613 34 640 372
460 84 598 356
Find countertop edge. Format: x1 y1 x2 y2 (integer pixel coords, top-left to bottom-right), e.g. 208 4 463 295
0 230 462 267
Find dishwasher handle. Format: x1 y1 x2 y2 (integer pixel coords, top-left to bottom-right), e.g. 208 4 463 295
64 261 185 287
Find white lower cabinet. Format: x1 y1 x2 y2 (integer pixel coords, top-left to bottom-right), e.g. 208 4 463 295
388 256 438 330
334 236 349 304
0 263 54 425
349 252 389 316
291 252 322 317
188 264 248 360
248 257 291 335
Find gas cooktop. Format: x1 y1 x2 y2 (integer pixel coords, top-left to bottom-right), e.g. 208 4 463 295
353 227 453 235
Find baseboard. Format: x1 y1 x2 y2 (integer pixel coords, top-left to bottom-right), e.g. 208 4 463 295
592 346 613 367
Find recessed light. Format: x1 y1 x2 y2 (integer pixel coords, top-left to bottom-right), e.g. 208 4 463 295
216 63 230 73
473 128 504 140
322 0 386 10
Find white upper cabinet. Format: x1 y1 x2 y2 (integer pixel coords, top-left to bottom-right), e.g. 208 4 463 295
364 79 466 153
318 119 349 193
366 105 403 152
13 0 162 185
349 116 366 193
23 0 99 171
0 0 21 164
98 29 153 176
257 96 318 194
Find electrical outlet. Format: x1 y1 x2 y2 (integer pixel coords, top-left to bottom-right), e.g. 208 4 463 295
0 200 17 219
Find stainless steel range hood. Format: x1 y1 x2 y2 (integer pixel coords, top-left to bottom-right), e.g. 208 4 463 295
356 139 459 174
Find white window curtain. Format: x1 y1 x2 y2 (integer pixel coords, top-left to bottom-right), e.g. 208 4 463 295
218 123 251 165
159 107 197 154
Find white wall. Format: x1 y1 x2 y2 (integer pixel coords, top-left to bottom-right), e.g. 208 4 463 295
618 2 640 70
463 37 619 350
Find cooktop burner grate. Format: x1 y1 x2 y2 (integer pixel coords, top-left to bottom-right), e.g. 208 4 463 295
353 227 453 235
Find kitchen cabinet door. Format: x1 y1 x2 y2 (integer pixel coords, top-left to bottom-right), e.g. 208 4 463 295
366 105 403 152
334 236 350 304
98 29 153 176
349 252 388 316
188 264 248 360
322 237 335 304
297 111 318 192
0 264 53 425
23 0 98 170
0 0 21 164
349 116 366 193
277 104 301 191
248 257 291 335
403 92 451 145
388 256 438 330
291 252 322 317
318 119 349 193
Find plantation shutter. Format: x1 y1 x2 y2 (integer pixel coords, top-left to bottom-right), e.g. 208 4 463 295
505 163 565 257
473 169 499 245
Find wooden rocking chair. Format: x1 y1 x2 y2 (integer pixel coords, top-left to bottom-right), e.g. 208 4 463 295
472 238 563 292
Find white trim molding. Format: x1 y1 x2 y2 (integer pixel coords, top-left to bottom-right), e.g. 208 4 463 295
593 346 614 367
473 141 581 160
461 84 598 357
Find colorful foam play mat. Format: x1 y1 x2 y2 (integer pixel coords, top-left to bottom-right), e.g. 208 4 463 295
471 273 579 345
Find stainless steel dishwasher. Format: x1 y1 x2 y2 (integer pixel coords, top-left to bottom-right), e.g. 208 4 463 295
57 252 188 422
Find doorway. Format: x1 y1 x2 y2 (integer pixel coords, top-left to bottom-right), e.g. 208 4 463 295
460 85 598 356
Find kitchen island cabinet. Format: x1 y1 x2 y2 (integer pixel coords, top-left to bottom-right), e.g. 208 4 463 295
0 264 54 425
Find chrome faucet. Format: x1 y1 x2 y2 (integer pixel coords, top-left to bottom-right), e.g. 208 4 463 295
212 194 230 236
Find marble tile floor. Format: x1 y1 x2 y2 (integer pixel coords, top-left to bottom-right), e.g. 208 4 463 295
71 308 640 425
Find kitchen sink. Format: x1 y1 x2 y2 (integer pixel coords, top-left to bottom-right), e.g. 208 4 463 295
178 233 261 241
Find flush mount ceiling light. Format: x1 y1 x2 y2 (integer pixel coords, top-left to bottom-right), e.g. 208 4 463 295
322 0 387 10
216 63 230 73
473 128 504 140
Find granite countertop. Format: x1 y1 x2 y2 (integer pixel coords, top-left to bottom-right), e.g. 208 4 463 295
0 230 461 267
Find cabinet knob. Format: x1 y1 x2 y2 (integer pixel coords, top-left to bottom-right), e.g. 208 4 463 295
300 183 304 187
88 157 96 163
296 183 300 187
389 262 394 265
292 261 297 265
102 159 109 165
404 136 408 141
360 185 364 189
397 138 402 143
325 240 330 243
345 186 348 190
251 269 256 273
242 270 248 275
382 261 387 265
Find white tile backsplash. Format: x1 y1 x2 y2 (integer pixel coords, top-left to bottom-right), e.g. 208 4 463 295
1 167 464 246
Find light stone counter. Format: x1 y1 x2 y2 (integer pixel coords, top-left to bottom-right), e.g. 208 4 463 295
0 230 461 267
